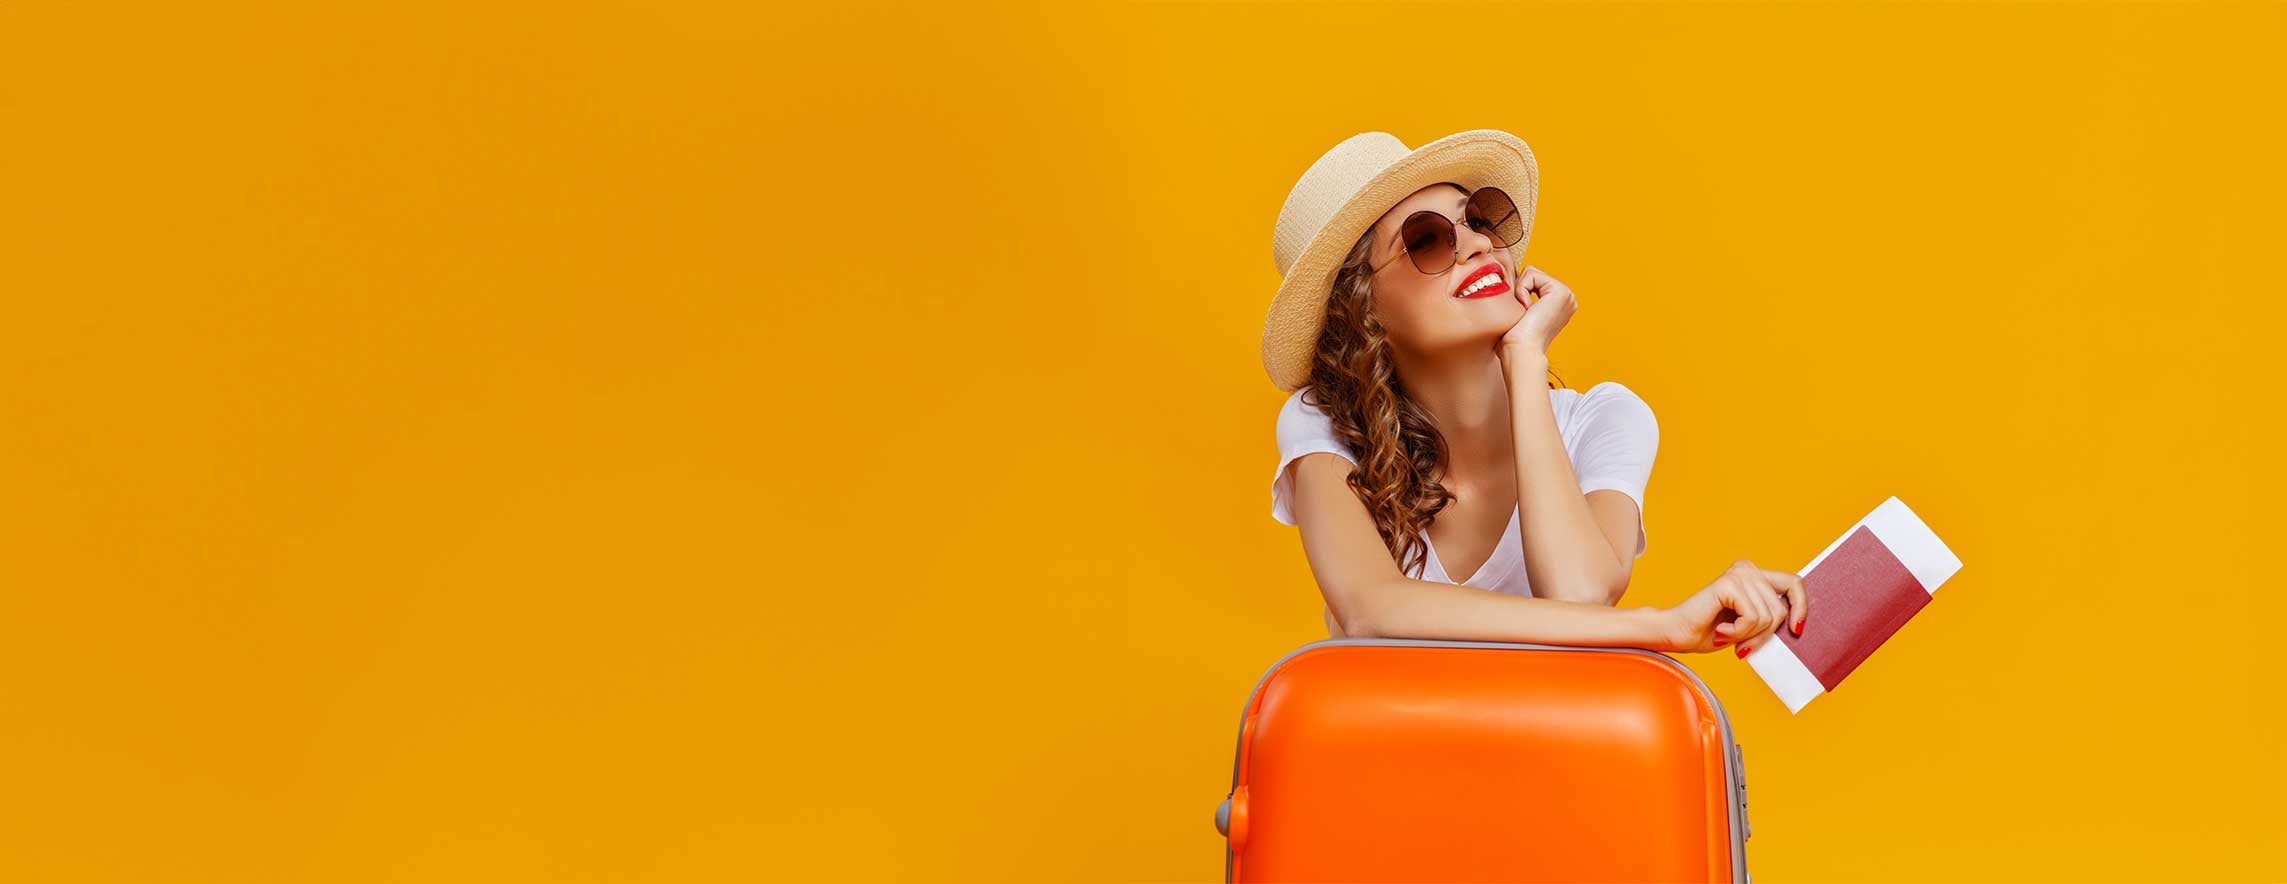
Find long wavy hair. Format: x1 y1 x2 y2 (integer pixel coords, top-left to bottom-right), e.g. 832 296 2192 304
1301 217 1564 579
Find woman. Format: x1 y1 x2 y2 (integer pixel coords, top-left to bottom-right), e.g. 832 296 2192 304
1262 129 1805 657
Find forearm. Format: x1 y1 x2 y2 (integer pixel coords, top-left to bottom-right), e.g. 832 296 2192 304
1502 350 1629 605
1345 574 1669 647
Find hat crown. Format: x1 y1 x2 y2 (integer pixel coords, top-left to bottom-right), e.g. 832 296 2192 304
1271 132 1414 276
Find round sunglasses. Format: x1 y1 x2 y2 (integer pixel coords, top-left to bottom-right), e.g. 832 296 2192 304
1368 186 1525 277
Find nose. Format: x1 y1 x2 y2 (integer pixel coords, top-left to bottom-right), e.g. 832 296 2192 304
1453 216 1499 272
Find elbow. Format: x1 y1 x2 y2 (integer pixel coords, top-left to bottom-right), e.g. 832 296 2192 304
1595 573 1631 607
1325 577 1400 639
1329 596 1384 639
1581 549 1635 606
1344 607 1398 639
1598 567 1632 606
1607 554 1641 605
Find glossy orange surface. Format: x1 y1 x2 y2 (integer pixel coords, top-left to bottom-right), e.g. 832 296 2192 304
1227 643 1737 882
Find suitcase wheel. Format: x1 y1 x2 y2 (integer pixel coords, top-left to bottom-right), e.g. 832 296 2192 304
1213 786 1249 851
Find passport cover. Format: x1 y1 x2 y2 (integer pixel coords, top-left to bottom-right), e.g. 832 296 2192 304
1745 497 1963 713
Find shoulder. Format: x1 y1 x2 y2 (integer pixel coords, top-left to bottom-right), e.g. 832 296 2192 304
1556 380 1655 424
1584 380 1653 416
1279 386 1330 420
1552 380 1658 447
1269 387 1358 525
1274 387 1356 460
1277 387 1337 438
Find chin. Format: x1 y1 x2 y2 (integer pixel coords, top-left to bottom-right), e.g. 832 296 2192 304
1436 327 1509 354
1473 297 1525 322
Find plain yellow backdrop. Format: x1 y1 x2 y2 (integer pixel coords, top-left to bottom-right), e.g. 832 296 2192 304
2 1 2282 880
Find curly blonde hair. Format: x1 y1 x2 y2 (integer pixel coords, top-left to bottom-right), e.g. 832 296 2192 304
1300 217 1563 578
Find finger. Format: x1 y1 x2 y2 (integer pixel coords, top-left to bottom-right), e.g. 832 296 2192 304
1757 570 1793 638
1749 575 1785 639
1719 563 1772 649
1723 577 1774 644
1748 570 1783 633
1742 573 1807 657
1522 266 1571 301
1716 567 1756 622
1520 266 1556 298
1735 589 1779 658
1763 568 1808 635
1734 626 1762 659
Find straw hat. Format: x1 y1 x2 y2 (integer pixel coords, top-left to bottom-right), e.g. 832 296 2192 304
1261 129 1539 391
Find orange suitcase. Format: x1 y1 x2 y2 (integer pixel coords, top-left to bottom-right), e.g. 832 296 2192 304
1215 638 1752 882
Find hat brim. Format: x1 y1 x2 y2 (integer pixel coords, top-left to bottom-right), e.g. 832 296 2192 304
1260 129 1539 391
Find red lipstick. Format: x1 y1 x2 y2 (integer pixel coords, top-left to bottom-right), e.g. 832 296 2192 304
1453 263 1510 299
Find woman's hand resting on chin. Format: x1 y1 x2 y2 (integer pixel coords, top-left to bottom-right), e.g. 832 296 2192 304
1496 265 1577 364
1654 560 1808 656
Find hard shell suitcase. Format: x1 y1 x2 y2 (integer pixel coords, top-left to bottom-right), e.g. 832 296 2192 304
1214 638 1752 882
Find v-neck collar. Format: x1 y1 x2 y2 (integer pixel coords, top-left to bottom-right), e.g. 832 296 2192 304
1423 506 1521 587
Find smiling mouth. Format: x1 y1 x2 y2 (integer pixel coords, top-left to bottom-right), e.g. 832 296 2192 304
1454 266 1510 299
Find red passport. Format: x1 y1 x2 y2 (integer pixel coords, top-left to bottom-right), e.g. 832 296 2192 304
1744 497 1963 713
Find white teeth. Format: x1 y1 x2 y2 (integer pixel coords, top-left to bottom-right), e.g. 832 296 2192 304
1457 274 1500 297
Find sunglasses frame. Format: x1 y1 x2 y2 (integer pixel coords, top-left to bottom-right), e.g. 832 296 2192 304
1367 186 1524 277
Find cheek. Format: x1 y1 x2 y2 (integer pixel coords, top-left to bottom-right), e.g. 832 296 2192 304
1381 292 1460 338
1373 280 1442 338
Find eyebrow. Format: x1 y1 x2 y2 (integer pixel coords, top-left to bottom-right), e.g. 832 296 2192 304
1386 191 1473 250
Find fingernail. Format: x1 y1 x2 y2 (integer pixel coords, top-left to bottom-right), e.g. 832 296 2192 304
1735 644 1749 659
1793 620 1803 637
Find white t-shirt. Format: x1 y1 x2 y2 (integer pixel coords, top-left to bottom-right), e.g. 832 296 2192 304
1270 381 1658 609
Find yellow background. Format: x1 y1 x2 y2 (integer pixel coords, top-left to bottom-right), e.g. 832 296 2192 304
2 1 2282 880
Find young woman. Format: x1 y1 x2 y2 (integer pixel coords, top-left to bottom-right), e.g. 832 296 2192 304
1262 129 1805 657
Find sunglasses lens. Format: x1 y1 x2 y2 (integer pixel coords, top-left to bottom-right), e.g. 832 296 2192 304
1467 187 1524 248
1400 212 1457 274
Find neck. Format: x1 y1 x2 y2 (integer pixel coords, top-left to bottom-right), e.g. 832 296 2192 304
1390 346 1518 480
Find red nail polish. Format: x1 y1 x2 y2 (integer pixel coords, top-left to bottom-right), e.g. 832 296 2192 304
1735 644 1749 659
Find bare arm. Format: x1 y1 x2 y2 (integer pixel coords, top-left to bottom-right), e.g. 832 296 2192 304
1500 351 1636 606
1288 452 1667 645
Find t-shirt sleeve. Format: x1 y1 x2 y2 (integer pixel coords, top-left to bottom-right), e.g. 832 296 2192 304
1270 390 1359 526
1568 381 1659 557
